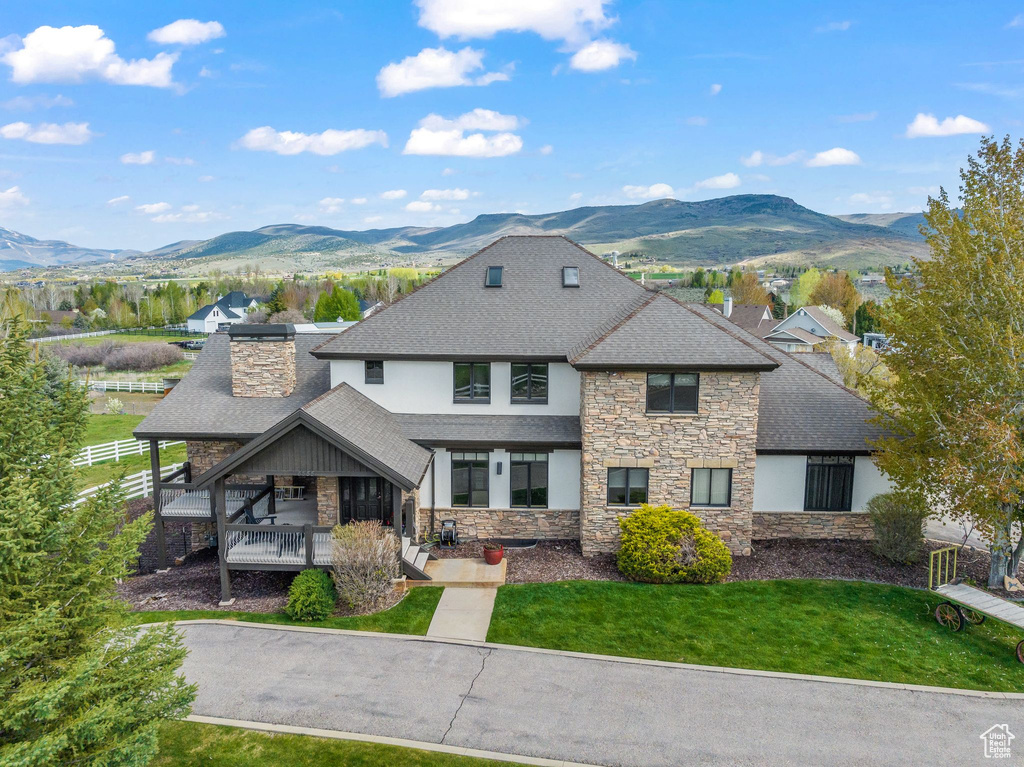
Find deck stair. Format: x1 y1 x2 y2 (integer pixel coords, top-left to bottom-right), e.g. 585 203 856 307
401 536 434 581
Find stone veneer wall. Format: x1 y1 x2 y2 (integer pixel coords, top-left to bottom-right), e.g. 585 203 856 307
416 507 580 542
184 440 244 551
579 370 760 556
316 476 339 526
752 511 874 541
229 339 296 397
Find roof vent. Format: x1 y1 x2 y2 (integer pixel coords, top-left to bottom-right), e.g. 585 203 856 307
485 266 503 287
562 266 580 288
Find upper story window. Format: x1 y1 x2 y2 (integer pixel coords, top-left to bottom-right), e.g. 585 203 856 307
510 363 548 403
510 452 548 508
646 373 699 414
691 468 732 507
485 266 503 287
562 266 580 287
365 360 384 384
454 362 490 402
804 455 855 511
452 451 489 507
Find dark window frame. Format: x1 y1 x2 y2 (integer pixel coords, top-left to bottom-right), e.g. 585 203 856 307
606 467 649 506
509 451 549 508
646 372 699 414
451 451 490 508
510 362 549 403
485 266 503 287
690 467 733 508
453 362 491 403
364 359 384 384
803 455 855 512
562 266 580 288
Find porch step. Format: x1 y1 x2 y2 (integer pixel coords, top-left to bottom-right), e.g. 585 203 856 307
401 541 431 581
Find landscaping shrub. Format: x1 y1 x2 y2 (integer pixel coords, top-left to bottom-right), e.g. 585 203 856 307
868 492 927 564
331 520 400 610
105 397 125 415
268 309 306 324
102 342 183 371
617 504 732 584
50 340 117 368
241 310 268 324
285 569 337 621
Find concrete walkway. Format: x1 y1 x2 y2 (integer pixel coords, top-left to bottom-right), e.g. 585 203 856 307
426 587 497 641
177 622 1024 767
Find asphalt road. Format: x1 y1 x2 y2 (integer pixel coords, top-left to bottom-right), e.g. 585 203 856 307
179 623 1023 766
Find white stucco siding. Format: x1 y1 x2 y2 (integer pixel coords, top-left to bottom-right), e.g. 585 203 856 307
753 454 892 511
419 448 581 510
330 360 581 415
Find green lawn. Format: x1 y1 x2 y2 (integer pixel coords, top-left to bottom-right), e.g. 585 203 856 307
132 586 443 635
57 332 205 347
76 443 187 490
84 413 145 444
487 579 1024 692
154 720 523 767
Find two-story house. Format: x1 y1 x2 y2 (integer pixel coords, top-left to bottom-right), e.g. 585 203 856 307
186 291 260 333
135 236 888 602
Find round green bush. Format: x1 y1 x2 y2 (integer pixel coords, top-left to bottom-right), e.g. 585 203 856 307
867 492 928 564
617 504 733 584
285 569 337 621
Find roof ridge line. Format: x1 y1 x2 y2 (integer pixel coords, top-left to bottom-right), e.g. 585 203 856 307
568 292 658 364
667 295 781 368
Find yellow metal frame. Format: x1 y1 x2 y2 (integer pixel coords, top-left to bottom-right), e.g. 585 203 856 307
929 546 958 591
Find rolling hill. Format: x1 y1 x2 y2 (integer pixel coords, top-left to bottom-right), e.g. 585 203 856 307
0 227 137 271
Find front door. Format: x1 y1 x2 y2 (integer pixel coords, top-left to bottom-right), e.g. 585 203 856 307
341 477 394 526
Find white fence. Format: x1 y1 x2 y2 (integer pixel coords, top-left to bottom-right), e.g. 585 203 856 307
74 438 184 467
79 380 164 393
182 351 199 360
75 463 183 507
32 329 118 344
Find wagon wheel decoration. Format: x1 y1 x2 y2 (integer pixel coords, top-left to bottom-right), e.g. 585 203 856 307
959 607 986 625
935 602 963 632
1017 641 1024 665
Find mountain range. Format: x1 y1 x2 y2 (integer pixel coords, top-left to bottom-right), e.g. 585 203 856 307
0 227 138 272
0 195 931 273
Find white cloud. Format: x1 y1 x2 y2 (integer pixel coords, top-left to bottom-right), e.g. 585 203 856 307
806 147 861 167
415 0 616 46
709 83 722 95
539 144 554 155
405 200 441 212
107 195 130 206
569 192 583 201
199 66 215 78
848 191 893 209
0 121 93 144
351 197 367 205
622 183 674 199
404 109 523 157
905 112 989 138
740 149 802 167
2 25 178 88
120 150 156 165
237 126 388 155
0 185 28 208
319 197 345 213
198 175 215 183
381 189 407 200
151 207 219 223
1 93 73 110
685 116 708 126
694 172 741 190
165 156 195 165
421 187 470 200
363 215 383 224
908 185 940 196
815 20 852 32
135 201 172 214
1007 14 1024 27
441 167 457 176
569 39 636 71
377 46 509 97
148 19 225 46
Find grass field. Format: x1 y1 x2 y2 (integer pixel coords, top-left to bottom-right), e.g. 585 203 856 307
76 442 187 491
153 720 523 767
486 579 1024 692
49 332 204 346
84 413 146 444
132 586 443 635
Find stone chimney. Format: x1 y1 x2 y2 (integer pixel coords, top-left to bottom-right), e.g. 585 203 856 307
228 324 296 398
723 297 733 318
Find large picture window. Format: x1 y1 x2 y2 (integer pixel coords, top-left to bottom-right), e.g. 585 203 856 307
607 467 649 506
646 373 699 414
451 451 489 507
510 363 548 402
454 362 490 402
804 455 855 511
690 468 732 507
510 452 548 508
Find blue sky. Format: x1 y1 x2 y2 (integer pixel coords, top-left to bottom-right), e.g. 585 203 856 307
0 1 1020 251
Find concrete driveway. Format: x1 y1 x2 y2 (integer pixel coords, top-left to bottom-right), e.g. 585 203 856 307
178 622 1023 766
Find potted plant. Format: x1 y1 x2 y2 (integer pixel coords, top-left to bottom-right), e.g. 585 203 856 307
483 542 504 565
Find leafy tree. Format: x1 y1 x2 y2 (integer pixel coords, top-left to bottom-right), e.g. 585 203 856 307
788 267 821 308
809 272 860 323
706 288 725 304
313 287 360 322
691 267 706 288
867 136 1024 587
854 299 882 335
730 273 770 305
815 304 847 328
264 281 288 316
0 320 195 765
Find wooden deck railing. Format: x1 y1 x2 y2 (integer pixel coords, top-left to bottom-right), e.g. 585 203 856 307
224 523 333 568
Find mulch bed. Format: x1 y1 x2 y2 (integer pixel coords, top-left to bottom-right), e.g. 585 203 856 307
432 540 625 584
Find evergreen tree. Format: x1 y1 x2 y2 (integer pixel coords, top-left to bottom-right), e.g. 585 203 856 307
0 321 195 766
264 281 288 316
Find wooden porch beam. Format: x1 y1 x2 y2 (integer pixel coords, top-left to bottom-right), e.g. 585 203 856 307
214 478 232 605
150 438 166 570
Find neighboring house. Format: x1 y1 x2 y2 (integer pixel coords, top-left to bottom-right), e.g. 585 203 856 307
135 236 889 600
761 306 859 353
862 332 888 351
186 291 259 333
716 300 780 340
358 298 384 318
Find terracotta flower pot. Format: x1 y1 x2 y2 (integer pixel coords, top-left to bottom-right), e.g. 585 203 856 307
483 544 504 565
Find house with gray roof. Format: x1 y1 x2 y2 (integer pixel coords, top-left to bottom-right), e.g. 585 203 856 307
136 236 889 601
761 305 860 352
186 291 259 333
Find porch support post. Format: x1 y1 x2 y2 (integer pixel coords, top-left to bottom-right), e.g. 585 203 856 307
215 478 232 604
304 523 314 568
392 483 402 536
150 438 166 570
268 474 277 516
